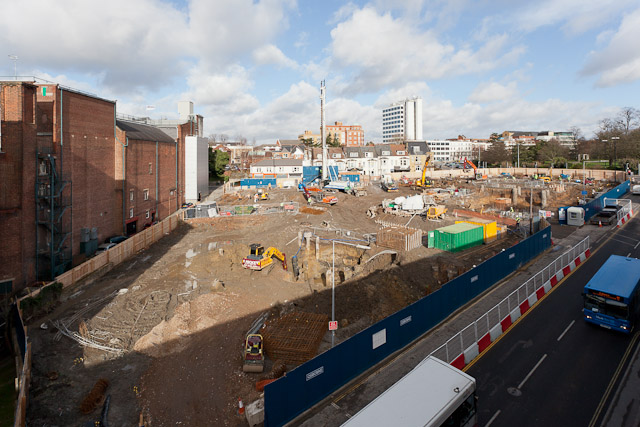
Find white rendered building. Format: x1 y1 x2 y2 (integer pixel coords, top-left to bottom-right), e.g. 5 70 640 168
382 97 423 143
185 136 209 201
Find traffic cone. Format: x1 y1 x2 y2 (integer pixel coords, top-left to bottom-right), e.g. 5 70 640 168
238 398 245 415
599 220 602 227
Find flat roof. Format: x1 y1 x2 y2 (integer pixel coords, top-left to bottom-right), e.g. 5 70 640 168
584 255 640 299
437 222 482 234
342 356 475 427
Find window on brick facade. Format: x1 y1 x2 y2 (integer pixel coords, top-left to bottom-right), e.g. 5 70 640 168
145 210 150 219
149 163 153 174
143 189 149 200
129 208 134 218
130 189 134 201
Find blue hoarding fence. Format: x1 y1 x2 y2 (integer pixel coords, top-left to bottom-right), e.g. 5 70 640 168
264 226 551 426
558 180 630 224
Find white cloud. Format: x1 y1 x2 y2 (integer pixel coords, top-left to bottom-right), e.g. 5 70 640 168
0 0 189 92
183 64 259 114
328 7 523 94
188 0 296 68
468 81 518 103
252 45 298 69
581 8 640 86
420 96 604 140
514 0 637 35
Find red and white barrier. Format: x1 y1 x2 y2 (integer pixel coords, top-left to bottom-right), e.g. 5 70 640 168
443 245 591 371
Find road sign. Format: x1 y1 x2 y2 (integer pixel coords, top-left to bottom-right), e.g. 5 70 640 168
329 321 338 331
582 190 588 195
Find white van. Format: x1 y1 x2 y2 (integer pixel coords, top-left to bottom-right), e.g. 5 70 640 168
632 184 640 195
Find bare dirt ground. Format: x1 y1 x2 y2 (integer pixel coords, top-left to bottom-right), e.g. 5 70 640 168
25 177 594 426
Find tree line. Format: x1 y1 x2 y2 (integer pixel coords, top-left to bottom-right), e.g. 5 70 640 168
481 107 640 171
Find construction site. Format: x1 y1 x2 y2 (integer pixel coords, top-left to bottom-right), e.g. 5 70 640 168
23 170 612 426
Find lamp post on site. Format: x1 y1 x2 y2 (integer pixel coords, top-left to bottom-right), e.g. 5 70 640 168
611 136 620 178
330 239 370 348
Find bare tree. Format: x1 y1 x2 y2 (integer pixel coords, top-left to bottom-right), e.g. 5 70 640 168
208 133 218 144
219 134 229 143
616 107 640 135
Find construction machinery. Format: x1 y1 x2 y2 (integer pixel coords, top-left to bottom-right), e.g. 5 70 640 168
298 183 338 205
463 157 487 180
425 205 447 220
414 154 433 188
257 189 269 200
242 334 265 373
242 244 287 271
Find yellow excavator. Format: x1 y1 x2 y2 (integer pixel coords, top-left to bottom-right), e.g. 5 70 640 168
242 244 287 271
414 154 433 188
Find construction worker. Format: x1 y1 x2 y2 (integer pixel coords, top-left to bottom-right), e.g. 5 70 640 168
253 193 258 203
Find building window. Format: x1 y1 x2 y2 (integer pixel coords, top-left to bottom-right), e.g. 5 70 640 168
130 189 134 201
149 163 153 174
145 210 150 219
143 189 149 200
129 208 134 218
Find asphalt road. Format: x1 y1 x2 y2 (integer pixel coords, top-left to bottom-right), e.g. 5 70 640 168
467 204 640 426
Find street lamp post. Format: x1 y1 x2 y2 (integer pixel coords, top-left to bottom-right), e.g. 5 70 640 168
611 136 620 170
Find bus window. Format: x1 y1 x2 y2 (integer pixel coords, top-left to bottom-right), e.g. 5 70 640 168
584 295 629 319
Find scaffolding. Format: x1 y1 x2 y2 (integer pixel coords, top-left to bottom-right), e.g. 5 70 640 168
35 149 72 280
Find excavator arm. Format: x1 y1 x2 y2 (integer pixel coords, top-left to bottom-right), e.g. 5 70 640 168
264 247 287 270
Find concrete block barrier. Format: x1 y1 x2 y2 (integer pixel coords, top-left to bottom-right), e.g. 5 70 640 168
490 324 502 342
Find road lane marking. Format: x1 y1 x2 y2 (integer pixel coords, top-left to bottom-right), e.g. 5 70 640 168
557 320 576 342
628 252 632 257
635 241 640 249
518 354 547 390
485 410 501 427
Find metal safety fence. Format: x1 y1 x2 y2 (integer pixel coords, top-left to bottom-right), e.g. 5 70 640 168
431 235 590 366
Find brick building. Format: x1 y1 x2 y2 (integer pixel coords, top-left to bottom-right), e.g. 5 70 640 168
1 81 191 292
325 121 365 146
115 120 184 235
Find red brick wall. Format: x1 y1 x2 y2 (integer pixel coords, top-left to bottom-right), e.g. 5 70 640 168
0 83 38 289
115 128 182 234
39 87 118 262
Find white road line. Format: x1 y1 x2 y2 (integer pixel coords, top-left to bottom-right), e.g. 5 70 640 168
628 252 632 257
635 241 640 249
518 354 547 390
557 320 576 342
485 410 501 427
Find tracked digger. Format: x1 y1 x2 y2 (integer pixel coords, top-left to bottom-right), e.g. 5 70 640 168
242 243 287 271
414 154 433 189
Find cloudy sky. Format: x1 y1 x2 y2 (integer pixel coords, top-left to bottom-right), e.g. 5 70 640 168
2 0 640 144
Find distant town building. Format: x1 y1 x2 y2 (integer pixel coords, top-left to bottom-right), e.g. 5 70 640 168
382 97 423 143
501 130 576 149
325 122 365 146
298 130 320 145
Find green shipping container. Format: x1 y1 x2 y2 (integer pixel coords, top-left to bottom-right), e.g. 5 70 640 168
433 222 483 252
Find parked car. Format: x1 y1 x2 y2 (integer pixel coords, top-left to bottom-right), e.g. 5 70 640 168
105 235 128 244
96 242 117 254
589 211 617 226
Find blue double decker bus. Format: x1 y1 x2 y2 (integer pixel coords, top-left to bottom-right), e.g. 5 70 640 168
583 255 640 333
